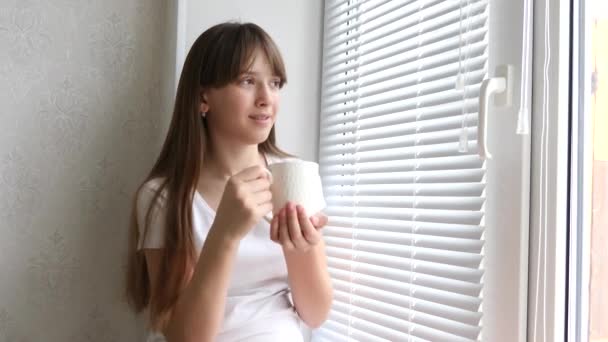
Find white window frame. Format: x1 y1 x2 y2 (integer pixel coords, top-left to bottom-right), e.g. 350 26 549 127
527 0 571 341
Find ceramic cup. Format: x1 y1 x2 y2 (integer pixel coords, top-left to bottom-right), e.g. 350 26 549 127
263 160 326 223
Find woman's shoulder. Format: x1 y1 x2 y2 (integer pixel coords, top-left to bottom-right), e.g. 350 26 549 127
138 177 169 204
140 177 166 193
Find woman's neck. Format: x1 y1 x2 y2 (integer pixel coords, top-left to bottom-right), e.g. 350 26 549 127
202 144 265 181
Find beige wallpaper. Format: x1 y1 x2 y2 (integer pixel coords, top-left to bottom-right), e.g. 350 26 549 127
0 0 168 340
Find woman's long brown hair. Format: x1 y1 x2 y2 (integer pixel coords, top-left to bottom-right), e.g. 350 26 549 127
125 22 291 330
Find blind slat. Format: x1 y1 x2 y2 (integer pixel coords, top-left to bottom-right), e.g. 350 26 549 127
324 4 487 70
323 183 485 198
320 141 481 165
323 42 486 92
331 301 476 342
320 154 484 175
330 286 481 338
314 323 390 342
325 216 484 239
327 256 483 297
325 195 484 211
322 69 485 110
323 24 487 79
324 0 484 57
322 168 484 185
322 83 482 116
325 311 412 341
324 236 482 268
330 270 482 315
320 129 479 156
319 114 479 147
323 54 487 105
325 245 484 282
323 226 484 252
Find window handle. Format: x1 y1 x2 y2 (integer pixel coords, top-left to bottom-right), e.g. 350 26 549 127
478 65 513 159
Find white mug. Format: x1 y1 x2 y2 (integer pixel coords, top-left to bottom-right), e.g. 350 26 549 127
263 160 326 223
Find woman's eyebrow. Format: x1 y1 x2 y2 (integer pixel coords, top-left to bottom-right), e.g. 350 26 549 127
241 70 278 77
239 71 280 80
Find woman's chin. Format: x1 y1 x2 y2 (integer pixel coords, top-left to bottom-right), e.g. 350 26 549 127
241 131 272 145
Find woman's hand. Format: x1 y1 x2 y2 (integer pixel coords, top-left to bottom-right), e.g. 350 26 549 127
309 211 329 229
213 165 273 242
269 202 328 252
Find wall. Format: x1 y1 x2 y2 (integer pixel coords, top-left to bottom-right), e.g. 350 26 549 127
182 0 325 162
0 0 168 340
0 0 323 340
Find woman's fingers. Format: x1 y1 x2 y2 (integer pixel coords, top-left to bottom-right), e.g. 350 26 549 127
278 208 295 250
252 189 272 205
274 203 324 252
310 212 328 229
246 177 272 193
297 205 321 245
234 165 272 182
286 203 309 251
270 213 279 243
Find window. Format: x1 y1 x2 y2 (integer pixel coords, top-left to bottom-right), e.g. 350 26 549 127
314 0 532 341
315 1 489 340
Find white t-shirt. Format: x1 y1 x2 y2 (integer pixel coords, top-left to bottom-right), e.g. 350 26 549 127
136 155 304 342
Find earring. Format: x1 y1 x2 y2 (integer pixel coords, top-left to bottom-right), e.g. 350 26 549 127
201 112 207 118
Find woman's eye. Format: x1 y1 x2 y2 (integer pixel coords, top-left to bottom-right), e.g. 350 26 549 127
241 78 254 85
270 80 281 88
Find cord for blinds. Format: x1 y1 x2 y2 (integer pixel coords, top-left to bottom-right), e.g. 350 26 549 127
533 0 551 340
517 0 532 135
456 0 471 91
344 2 356 339
409 1 425 339
542 0 550 336
456 0 465 90
348 2 363 340
458 0 473 153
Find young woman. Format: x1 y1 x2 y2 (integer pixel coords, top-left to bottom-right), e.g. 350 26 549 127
125 22 332 341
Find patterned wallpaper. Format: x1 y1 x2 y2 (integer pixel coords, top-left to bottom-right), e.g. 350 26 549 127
0 0 167 340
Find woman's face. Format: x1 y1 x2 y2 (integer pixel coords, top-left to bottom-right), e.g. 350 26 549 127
201 48 282 147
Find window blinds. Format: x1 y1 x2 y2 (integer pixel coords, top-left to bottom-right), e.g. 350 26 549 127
314 0 488 341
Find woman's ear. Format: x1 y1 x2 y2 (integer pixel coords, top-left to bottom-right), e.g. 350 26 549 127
199 88 210 114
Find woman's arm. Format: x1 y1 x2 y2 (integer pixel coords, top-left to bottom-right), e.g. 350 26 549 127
144 166 273 341
145 228 239 342
273 203 333 328
284 239 333 328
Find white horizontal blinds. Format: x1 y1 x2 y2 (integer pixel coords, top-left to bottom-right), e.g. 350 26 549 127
314 0 488 341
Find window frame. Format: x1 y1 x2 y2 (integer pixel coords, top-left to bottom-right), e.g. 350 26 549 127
527 0 571 340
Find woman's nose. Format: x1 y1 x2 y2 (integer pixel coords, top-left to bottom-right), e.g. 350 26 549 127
255 84 272 107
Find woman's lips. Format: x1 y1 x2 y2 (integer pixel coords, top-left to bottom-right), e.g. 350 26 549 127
249 114 272 125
